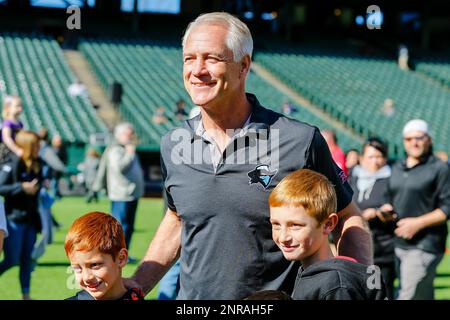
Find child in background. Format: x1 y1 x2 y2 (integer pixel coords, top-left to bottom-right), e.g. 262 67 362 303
269 169 387 300
65 211 144 300
0 95 24 161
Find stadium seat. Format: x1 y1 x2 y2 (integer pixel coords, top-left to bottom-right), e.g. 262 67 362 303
0 33 108 143
254 44 450 154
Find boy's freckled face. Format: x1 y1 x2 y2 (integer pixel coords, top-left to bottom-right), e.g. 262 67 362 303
70 248 125 300
270 206 326 261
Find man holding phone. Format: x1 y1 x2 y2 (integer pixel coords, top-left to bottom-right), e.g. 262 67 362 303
350 137 396 299
382 119 450 300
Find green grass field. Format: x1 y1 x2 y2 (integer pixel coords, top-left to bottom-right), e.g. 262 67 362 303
0 196 449 300
0 197 163 300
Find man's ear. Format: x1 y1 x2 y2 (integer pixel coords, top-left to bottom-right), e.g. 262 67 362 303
323 213 339 235
117 248 128 268
239 55 251 78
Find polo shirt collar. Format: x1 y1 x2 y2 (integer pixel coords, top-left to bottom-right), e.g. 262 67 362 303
195 112 252 142
187 93 271 142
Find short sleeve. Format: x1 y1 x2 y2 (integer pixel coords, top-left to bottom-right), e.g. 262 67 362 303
436 163 450 219
160 152 176 212
305 129 354 212
2 119 13 129
322 287 354 300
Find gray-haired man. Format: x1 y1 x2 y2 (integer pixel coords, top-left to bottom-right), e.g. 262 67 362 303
127 12 372 299
93 122 144 256
382 119 450 299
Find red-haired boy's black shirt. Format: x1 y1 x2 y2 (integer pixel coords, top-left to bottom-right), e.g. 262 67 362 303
291 257 387 300
66 288 144 300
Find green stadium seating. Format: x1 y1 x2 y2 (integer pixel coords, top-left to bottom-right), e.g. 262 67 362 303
80 38 188 148
416 58 450 87
246 71 361 152
0 33 108 143
255 45 450 155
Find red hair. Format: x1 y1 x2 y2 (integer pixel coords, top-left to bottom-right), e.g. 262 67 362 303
64 211 126 260
269 169 337 226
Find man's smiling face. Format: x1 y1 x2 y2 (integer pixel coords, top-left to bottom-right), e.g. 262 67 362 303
182 23 242 110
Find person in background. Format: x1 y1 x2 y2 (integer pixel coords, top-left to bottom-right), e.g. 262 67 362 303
435 151 449 166
281 100 297 116
350 138 396 299
381 98 395 118
0 95 24 162
51 134 67 165
152 106 168 125
175 99 188 120
0 131 43 300
92 122 144 263
321 129 349 177
80 147 101 203
383 119 450 300
50 134 67 199
345 148 360 173
36 128 67 236
67 80 88 98
398 45 410 71
38 129 67 175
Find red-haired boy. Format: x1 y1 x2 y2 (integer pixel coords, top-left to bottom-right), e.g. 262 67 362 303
65 211 143 300
269 169 387 300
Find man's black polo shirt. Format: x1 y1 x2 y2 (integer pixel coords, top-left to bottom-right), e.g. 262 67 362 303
160 93 353 299
388 154 450 254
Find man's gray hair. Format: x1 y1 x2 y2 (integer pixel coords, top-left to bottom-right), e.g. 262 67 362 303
182 12 253 62
114 122 135 139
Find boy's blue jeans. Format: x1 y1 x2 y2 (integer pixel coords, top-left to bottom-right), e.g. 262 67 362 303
0 220 37 294
157 260 180 300
111 200 138 250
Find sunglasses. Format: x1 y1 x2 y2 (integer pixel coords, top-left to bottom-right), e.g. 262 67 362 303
403 135 427 142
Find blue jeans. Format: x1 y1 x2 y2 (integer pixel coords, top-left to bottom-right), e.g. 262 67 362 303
111 200 138 250
0 220 37 294
31 206 53 261
157 260 180 300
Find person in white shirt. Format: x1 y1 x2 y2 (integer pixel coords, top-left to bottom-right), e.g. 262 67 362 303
67 81 87 98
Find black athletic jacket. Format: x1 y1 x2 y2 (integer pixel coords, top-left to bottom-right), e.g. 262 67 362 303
388 154 450 254
0 154 42 231
291 257 387 300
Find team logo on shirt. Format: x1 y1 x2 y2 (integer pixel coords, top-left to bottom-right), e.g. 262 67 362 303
338 170 348 184
247 165 277 189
